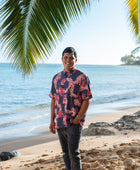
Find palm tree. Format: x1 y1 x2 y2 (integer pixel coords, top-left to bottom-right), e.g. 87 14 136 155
0 0 92 75
131 46 140 55
126 0 140 38
0 0 139 75
126 0 140 55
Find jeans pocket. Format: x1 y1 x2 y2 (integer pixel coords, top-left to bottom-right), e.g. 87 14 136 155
70 123 82 135
72 123 82 128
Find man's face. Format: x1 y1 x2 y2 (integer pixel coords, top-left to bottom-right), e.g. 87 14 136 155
62 52 77 72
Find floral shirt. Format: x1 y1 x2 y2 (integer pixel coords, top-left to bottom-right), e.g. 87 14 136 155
49 68 93 129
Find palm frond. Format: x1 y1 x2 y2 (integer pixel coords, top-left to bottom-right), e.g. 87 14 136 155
0 0 92 75
131 46 140 54
126 0 140 40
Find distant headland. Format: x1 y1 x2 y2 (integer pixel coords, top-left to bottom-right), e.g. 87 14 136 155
121 54 140 65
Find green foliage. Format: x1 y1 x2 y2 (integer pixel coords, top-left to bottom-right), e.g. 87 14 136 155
0 0 139 74
131 46 140 55
0 0 92 75
121 54 140 65
126 0 140 42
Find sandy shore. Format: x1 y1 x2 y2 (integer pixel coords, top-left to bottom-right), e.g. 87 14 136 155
0 106 140 170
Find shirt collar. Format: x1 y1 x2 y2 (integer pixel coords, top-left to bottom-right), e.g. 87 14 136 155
63 67 75 76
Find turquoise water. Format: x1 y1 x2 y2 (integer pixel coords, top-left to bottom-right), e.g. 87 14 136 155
0 63 140 141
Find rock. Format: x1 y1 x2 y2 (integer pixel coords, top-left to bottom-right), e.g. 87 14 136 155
82 126 115 136
134 111 140 116
82 110 140 136
89 127 115 136
88 122 112 128
112 111 140 131
82 122 115 136
121 115 137 121
82 128 89 136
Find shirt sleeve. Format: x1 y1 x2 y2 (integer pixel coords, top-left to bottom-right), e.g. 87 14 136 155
49 78 56 99
80 76 93 101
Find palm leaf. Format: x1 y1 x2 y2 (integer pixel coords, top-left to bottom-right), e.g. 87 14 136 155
126 0 140 40
131 46 140 54
0 0 92 75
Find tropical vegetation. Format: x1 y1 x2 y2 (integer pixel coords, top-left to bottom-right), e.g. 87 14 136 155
0 0 92 75
127 0 140 55
0 0 140 74
121 54 140 65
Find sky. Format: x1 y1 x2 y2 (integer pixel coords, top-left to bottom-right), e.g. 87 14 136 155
0 0 138 65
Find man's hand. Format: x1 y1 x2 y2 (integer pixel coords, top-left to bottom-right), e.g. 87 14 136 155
49 122 56 134
73 116 81 124
73 99 90 125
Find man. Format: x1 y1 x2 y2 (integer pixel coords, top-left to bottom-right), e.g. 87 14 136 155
49 47 93 170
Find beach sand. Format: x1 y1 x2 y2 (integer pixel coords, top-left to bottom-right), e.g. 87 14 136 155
0 106 140 170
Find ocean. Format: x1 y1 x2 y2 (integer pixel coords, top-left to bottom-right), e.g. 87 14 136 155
0 63 140 141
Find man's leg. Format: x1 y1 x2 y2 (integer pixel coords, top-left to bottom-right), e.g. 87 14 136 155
67 124 82 170
57 128 71 170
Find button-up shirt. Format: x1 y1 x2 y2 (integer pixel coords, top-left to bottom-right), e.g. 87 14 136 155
50 68 93 129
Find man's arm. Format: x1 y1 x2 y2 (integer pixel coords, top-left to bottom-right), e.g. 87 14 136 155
49 98 56 134
73 99 90 124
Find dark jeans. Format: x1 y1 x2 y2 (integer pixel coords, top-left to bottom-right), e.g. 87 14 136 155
57 124 82 170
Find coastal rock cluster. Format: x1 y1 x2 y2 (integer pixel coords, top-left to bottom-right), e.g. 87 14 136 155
82 122 115 136
113 111 140 131
82 111 140 136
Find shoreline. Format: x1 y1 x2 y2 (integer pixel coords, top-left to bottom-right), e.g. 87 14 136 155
0 106 140 169
0 106 139 151
0 133 58 152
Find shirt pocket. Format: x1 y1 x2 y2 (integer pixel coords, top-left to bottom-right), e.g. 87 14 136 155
69 83 80 97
